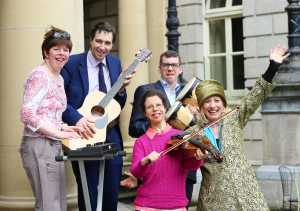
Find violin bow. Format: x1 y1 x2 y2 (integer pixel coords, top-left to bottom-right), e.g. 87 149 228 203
160 107 239 157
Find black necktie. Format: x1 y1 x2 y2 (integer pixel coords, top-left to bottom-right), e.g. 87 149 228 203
98 62 107 93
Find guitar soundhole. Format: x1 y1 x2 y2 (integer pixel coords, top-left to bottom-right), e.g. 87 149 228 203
91 106 105 117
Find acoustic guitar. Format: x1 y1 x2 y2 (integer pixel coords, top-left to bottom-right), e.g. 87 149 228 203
63 48 152 150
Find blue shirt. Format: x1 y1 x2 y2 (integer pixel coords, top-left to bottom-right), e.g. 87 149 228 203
160 79 181 105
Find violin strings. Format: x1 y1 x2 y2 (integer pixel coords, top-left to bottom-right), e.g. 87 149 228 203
160 128 199 156
160 107 239 157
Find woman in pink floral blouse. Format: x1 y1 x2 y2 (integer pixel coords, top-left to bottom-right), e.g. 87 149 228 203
20 26 81 211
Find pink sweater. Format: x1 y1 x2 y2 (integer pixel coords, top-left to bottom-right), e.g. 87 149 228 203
130 128 203 209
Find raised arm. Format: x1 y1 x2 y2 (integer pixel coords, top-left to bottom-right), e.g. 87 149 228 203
262 45 289 82
239 45 288 127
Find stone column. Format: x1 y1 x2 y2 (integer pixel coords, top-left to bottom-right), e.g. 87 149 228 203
118 0 149 148
0 1 84 210
146 0 167 82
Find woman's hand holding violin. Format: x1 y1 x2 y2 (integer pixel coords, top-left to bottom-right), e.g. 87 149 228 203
194 148 207 160
141 151 160 166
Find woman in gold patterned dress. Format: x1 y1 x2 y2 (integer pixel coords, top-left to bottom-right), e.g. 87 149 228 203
195 46 288 211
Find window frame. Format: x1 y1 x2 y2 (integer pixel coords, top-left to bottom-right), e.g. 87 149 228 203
203 0 245 101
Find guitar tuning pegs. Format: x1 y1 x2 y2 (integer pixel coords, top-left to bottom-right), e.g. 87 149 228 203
144 54 152 63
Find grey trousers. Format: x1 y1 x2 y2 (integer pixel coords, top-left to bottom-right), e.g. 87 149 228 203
20 136 67 211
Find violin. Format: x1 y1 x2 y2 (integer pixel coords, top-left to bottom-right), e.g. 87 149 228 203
161 107 239 161
166 133 223 163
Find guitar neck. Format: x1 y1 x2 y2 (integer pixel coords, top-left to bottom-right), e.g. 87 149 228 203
99 59 140 108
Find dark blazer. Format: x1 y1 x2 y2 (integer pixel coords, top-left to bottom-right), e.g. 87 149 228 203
61 52 126 211
128 80 179 138
61 52 126 148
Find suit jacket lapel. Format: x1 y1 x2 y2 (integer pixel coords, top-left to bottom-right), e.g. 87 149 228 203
79 53 89 97
176 83 184 96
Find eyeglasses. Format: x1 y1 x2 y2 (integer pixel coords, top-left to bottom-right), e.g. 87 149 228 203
52 31 71 40
160 63 180 69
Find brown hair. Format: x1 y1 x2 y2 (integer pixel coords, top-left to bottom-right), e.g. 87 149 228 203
140 89 169 113
159 50 181 66
41 26 72 59
89 22 116 43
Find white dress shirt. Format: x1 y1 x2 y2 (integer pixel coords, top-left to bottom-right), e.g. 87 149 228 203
87 50 112 93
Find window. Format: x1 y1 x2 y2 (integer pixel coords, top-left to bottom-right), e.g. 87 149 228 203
203 0 244 97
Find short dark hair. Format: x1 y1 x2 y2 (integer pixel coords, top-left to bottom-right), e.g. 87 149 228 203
89 22 116 43
140 89 169 113
41 26 72 59
159 50 181 66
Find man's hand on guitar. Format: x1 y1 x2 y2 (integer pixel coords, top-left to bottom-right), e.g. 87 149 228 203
76 116 96 139
119 69 137 93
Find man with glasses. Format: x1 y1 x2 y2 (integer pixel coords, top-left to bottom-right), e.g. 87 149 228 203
61 22 133 211
127 50 197 209
129 50 182 137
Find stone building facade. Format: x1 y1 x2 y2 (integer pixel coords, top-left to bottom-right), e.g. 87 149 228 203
0 0 296 210
176 0 290 208
177 0 288 165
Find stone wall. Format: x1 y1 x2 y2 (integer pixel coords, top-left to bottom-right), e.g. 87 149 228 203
243 0 288 87
176 0 291 209
177 0 204 80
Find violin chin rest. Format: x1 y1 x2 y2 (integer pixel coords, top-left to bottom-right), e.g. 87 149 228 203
171 131 192 140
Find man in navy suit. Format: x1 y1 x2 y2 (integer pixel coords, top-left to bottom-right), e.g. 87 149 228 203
61 22 132 211
129 50 183 137
128 50 197 208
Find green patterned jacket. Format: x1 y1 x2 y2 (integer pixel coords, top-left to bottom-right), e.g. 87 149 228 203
197 77 272 211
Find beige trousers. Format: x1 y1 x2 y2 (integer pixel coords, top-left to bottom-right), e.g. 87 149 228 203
20 136 67 211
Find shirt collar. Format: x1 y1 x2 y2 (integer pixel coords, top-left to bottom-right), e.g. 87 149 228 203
87 50 107 67
160 79 181 92
145 123 172 140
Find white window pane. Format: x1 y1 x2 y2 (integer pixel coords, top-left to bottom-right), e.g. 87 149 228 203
232 0 242 6
233 55 245 89
232 17 244 52
210 0 226 9
209 19 226 54
210 56 227 89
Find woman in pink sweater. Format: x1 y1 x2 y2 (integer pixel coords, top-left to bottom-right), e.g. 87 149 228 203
130 89 204 211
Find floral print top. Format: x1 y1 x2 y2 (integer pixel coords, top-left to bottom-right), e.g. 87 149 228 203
20 65 66 138
197 77 272 211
